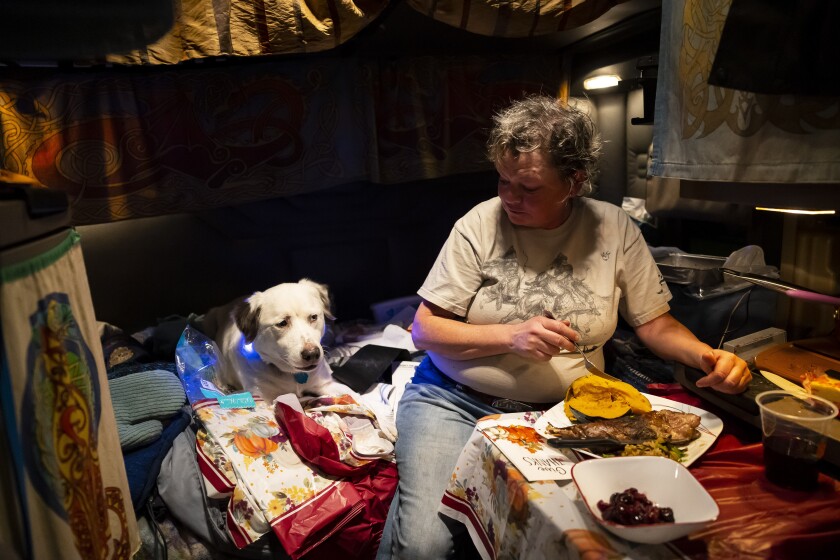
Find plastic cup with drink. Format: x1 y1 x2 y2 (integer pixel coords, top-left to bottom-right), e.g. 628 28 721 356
755 390 838 491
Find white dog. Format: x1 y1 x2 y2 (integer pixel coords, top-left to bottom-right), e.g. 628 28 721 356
204 279 350 402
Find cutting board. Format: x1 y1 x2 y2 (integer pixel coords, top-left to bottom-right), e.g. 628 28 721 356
754 341 840 384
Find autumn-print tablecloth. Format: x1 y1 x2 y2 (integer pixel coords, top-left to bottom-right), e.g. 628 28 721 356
439 412 677 560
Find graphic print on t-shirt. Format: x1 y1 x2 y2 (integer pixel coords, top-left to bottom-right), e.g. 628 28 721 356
479 249 609 337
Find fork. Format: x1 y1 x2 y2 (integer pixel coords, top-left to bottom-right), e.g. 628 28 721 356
572 340 621 382
543 309 620 382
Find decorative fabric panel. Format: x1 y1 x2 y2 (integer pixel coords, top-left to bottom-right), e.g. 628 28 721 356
101 0 630 64
407 0 628 37
105 0 390 65
0 231 139 559
649 0 840 183
0 55 560 224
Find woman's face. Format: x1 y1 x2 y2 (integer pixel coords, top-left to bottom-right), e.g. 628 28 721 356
496 150 578 229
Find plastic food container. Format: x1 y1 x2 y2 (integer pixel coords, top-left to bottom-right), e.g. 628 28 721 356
655 253 726 287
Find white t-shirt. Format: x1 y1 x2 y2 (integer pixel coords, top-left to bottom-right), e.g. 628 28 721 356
417 196 671 403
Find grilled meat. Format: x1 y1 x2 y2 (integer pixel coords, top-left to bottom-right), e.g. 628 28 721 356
545 410 701 445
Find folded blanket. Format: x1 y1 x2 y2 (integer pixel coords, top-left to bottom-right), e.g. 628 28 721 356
110 369 187 450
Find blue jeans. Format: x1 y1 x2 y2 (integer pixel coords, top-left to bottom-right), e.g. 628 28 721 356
376 358 496 559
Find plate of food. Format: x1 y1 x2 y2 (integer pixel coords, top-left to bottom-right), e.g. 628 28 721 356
533 376 723 467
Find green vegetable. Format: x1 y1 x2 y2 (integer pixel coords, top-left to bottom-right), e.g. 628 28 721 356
611 438 687 462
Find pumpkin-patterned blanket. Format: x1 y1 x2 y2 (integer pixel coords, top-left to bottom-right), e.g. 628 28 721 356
192 394 396 558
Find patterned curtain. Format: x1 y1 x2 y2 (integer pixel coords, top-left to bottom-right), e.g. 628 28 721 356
649 0 840 183
0 55 561 224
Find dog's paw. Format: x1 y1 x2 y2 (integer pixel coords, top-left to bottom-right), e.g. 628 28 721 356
318 380 355 397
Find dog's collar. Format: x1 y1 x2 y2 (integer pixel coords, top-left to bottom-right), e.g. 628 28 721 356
243 341 312 385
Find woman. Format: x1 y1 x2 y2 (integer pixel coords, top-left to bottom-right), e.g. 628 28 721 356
376 95 751 559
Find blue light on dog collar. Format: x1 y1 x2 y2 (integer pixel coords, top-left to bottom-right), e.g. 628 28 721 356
240 339 259 358
293 372 309 384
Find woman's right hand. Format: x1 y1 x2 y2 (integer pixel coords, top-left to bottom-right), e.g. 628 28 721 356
508 315 579 361
412 301 580 362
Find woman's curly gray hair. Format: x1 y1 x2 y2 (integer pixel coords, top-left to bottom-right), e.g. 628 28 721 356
487 95 602 195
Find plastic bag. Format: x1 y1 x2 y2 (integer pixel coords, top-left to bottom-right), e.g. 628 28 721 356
174 325 229 406
723 245 779 279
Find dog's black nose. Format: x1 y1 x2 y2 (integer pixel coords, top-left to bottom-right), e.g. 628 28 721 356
301 345 321 362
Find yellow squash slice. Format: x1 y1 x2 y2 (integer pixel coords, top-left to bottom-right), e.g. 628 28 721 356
564 374 652 422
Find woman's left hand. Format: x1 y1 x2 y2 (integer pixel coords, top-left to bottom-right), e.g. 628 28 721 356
634 313 752 395
694 349 752 394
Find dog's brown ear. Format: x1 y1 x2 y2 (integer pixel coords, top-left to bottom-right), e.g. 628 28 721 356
299 278 335 321
234 299 261 343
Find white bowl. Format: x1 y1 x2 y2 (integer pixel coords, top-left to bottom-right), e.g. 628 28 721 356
571 456 719 544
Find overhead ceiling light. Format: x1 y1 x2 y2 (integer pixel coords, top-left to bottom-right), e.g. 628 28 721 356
755 207 836 215
583 74 621 90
